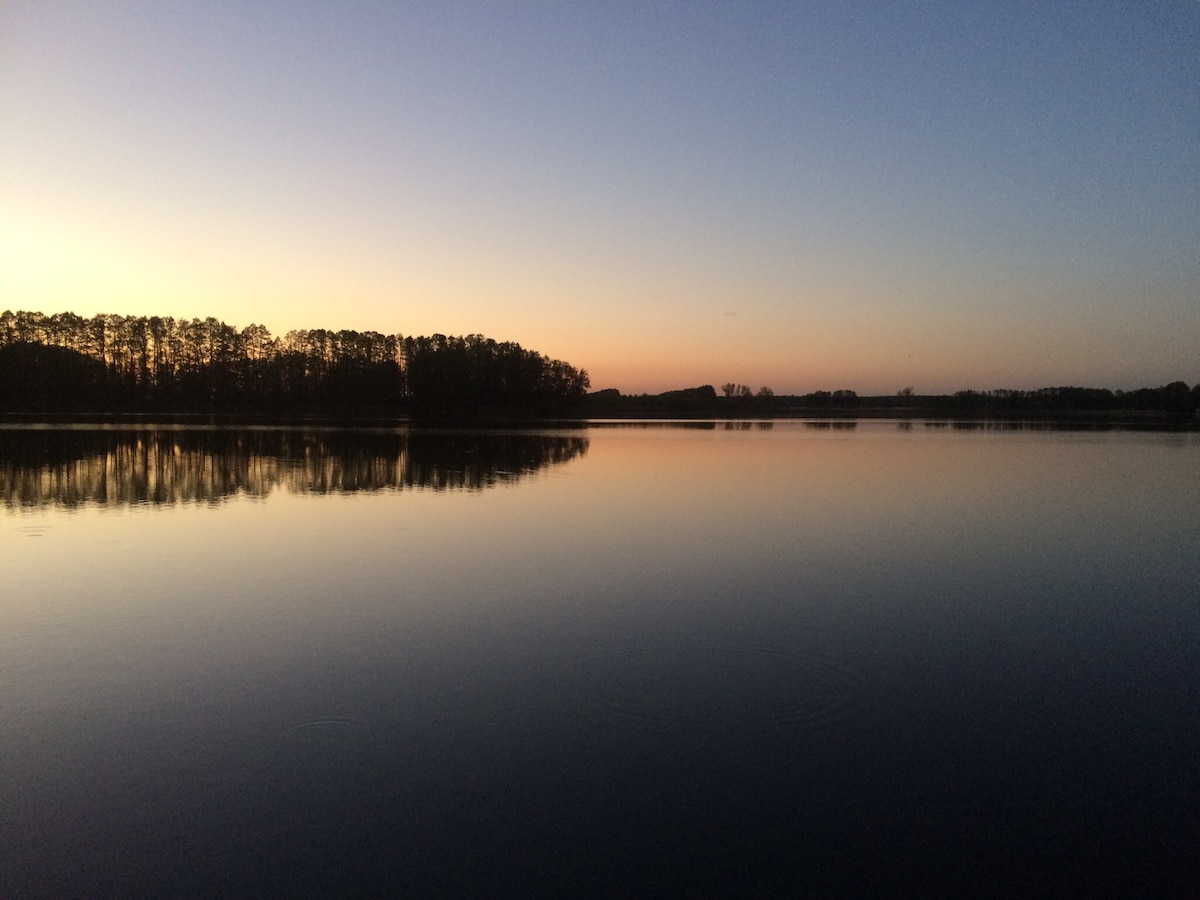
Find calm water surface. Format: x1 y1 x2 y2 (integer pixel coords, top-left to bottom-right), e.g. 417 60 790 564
2 422 1197 897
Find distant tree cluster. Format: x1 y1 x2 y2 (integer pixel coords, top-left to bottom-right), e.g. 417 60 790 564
0 310 589 416
586 384 717 417
721 383 754 398
584 381 1198 420
792 389 858 407
721 384 855 405
950 384 1199 414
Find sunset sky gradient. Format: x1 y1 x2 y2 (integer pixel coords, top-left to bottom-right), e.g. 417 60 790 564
2 2 1197 394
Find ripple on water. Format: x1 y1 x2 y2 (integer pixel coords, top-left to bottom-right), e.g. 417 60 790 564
588 642 866 739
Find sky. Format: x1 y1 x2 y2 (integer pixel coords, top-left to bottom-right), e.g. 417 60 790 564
2 2 1197 395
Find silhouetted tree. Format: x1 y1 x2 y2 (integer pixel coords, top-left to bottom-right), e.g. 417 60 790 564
832 389 858 406
0 308 588 417
721 383 752 399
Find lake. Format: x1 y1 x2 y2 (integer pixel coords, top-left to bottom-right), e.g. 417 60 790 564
2 421 1197 898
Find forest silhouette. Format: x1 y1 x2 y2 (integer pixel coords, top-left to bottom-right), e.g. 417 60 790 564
2 309 1197 420
0 310 588 418
586 382 1199 420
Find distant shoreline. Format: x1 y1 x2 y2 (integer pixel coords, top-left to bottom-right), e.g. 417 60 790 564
2 404 1195 429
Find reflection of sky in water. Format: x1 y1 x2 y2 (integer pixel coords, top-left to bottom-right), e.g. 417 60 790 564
3 423 1198 896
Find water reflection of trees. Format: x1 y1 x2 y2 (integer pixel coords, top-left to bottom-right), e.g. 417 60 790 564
0 428 587 507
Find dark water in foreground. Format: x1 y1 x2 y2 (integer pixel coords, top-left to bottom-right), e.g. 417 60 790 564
2 422 1198 897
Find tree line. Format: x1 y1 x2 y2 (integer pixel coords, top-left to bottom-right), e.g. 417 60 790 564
0 310 589 416
945 384 1199 414
584 382 1198 419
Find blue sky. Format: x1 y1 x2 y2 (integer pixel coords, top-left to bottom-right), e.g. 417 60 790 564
2 1 1196 393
